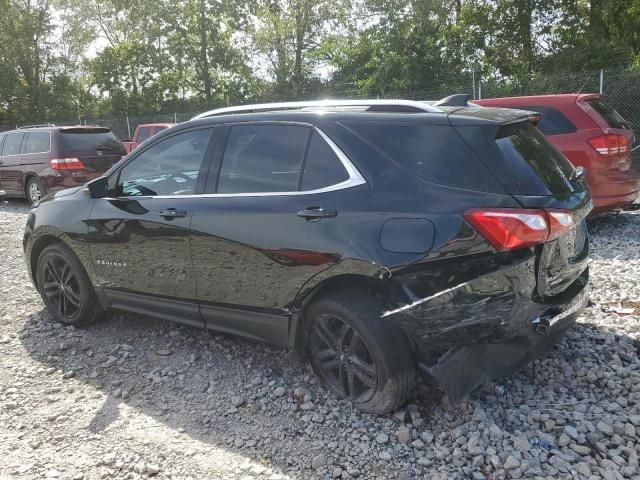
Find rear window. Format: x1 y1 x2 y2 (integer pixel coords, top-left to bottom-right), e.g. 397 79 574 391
585 99 631 130
519 106 576 135
60 129 123 154
346 122 501 191
496 123 575 195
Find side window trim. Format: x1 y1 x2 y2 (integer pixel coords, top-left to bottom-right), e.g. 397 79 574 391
204 124 366 198
105 125 218 199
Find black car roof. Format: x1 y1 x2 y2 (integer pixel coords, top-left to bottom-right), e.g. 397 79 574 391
184 106 536 130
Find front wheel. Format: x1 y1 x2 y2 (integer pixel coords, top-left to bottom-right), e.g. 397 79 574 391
36 243 102 326
306 288 415 414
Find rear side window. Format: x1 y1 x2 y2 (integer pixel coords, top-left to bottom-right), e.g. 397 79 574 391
60 129 122 154
217 124 310 194
301 132 349 190
24 132 51 153
2 133 24 155
137 127 152 143
495 123 575 195
346 122 499 191
585 99 631 130
519 106 576 135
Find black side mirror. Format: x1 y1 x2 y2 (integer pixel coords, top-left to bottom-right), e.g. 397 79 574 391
87 176 109 198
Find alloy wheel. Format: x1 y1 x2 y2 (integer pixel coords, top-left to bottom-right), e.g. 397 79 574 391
310 314 378 402
41 254 82 319
28 182 42 203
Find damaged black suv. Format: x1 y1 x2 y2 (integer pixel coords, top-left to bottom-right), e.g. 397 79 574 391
24 99 590 414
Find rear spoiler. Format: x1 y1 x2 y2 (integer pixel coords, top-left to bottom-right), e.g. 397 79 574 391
433 94 471 107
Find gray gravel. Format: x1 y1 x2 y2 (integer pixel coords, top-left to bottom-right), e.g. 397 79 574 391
1 199 639 480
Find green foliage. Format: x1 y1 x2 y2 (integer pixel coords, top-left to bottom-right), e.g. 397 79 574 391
2 0 640 123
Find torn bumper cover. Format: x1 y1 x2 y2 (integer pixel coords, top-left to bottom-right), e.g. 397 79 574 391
383 255 589 401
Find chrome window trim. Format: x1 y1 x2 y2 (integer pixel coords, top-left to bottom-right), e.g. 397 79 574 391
23 131 52 155
104 126 367 201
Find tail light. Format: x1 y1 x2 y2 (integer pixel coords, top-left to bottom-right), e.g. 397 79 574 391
587 134 629 157
50 158 84 170
464 208 576 252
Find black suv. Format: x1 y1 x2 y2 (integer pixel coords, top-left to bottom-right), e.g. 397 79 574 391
24 100 590 413
0 124 126 205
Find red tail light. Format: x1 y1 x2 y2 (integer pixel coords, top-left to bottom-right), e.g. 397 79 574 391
464 208 576 252
587 134 629 157
50 158 84 170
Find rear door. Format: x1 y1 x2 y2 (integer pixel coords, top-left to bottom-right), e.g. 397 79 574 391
59 128 126 174
190 122 369 345
87 126 216 326
0 132 25 195
22 130 52 174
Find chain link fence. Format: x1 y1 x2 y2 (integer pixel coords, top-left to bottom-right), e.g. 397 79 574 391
2 66 640 165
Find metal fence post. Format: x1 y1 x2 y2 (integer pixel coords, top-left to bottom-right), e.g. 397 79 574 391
478 80 482 100
600 69 604 94
174 112 177 123
126 115 131 138
472 68 476 100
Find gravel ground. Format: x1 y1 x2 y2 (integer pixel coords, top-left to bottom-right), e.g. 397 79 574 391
1 200 639 480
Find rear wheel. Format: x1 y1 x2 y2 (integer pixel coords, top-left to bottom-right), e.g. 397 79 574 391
26 177 46 205
306 289 415 414
36 243 102 326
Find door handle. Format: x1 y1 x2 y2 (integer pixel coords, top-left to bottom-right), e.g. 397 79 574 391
297 207 337 220
159 208 187 219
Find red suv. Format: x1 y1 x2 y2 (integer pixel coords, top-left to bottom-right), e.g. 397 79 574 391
0 125 126 205
474 94 640 215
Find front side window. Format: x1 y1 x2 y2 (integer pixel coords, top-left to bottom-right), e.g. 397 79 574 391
117 128 213 197
2 133 24 156
24 132 51 154
217 124 310 194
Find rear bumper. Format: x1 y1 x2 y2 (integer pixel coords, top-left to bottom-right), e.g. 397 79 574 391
43 170 106 193
588 168 640 214
384 253 589 400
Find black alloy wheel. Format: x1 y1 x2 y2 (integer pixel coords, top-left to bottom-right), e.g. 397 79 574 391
306 289 415 414
310 313 378 403
36 243 103 326
41 254 82 319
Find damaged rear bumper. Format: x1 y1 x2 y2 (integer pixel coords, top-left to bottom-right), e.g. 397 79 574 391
384 253 589 400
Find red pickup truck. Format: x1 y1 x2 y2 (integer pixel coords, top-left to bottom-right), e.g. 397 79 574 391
122 123 175 153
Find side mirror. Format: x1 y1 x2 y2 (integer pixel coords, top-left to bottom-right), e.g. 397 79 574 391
87 176 109 198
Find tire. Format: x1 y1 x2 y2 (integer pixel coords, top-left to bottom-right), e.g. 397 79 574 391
26 176 46 205
36 243 102 326
306 288 415 414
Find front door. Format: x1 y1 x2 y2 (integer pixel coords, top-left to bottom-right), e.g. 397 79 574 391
190 123 370 344
87 126 216 326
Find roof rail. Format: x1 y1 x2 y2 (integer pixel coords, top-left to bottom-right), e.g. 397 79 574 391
433 94 471 107
18 123 56 129
192 99 443 120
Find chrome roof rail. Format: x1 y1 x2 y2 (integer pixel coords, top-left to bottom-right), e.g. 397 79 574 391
18 123 56 129
191 99 443 120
